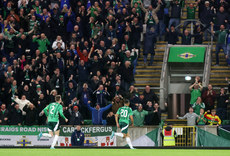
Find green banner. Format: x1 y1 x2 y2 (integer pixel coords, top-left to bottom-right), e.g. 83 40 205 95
168 47 206 62
218 127 230 141
0 126 48 135
196 127 230 147
0 126 116 137
60 126 116 137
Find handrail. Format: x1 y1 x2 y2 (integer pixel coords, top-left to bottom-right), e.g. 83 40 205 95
174 19 214 46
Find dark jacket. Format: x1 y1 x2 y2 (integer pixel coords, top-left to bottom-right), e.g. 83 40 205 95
87 102 112 125
199 5 213 25
217 94 229 109
166 30 178 44
143 90 159 105
71 130 85 146
69 110 84 126
179 33 192 45
144 29 157 55
9 108 23 125
78 64 89 83
215 11 229 26
23 105 37 126
106 115 116 125
0 109 9 125
170 2 181 18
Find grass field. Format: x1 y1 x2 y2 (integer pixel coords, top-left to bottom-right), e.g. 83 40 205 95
0 149 230 156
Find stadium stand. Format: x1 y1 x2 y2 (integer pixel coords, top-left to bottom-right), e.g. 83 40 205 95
0 0 230 128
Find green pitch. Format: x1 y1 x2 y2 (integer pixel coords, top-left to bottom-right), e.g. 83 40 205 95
0 149 230 156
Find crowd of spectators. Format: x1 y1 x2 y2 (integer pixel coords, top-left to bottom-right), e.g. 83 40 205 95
178 76 229 126
0 0 230 126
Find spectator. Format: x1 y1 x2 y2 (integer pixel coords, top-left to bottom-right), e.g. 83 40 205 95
140 0 161 31
69 106 84 126
166 25 178 45
211 23 228 66
179 29 192 45
133 104 151 126
143 27 157 66
214 6 228 29
106 111 116 125
120 61 134 91
64 76 77 106
71 125 85 146
78 83 93 119
198 0 213 40
204 109 221 125
189 79 203 105
12 95 31 116
86 101 112 125
23 103 37 126
168 0 182 29
145 102 161 125
52 35 65 51
93 84 110 107
32 33 50 53
0 104 9 125
111 95 124 114
197 108 207 125
202 84 216 112
177 107 199 126
9 104 23 125
143 85 159 106
216 88 229 120
192 97 205 115
183 2 198 31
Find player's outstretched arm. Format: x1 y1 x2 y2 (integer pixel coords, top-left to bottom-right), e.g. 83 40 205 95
43 105 49 117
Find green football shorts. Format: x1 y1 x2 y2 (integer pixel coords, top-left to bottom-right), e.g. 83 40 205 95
47 122 60 131
119 122 129 134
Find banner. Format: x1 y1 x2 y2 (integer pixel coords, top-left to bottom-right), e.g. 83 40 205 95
0 126 116 147
168 47 206 63
218 126 230 141
131 128 159 147
60 126 116 137
58 136 116 147
196 127 230 147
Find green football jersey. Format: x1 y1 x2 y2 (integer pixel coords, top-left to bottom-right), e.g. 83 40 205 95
43 102 66 122
116 106 133 124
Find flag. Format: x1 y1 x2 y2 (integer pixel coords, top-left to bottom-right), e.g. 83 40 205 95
168 47 206 63
196 127 230 147
130 128 159 146
218 126 230 141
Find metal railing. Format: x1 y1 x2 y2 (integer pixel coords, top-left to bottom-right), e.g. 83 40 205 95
174 19 214 46
162 126 196 147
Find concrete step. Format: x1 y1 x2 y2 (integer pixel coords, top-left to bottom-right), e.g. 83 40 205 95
136 66 162 69
135 74 161 78
135 83 160 87
211 70 230 73
135 78 160 81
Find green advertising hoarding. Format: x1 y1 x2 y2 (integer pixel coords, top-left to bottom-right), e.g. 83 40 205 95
168 47 206 63
0 125 116 137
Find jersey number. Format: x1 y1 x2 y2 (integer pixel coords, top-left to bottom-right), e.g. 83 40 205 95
50 106 55 115
120 109 128 117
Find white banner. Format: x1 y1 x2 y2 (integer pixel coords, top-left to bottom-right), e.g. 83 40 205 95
58 136 116 147
0 135 52 146
0 135 116 147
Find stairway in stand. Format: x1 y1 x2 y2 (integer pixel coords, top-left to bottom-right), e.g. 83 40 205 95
135 42 166 95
